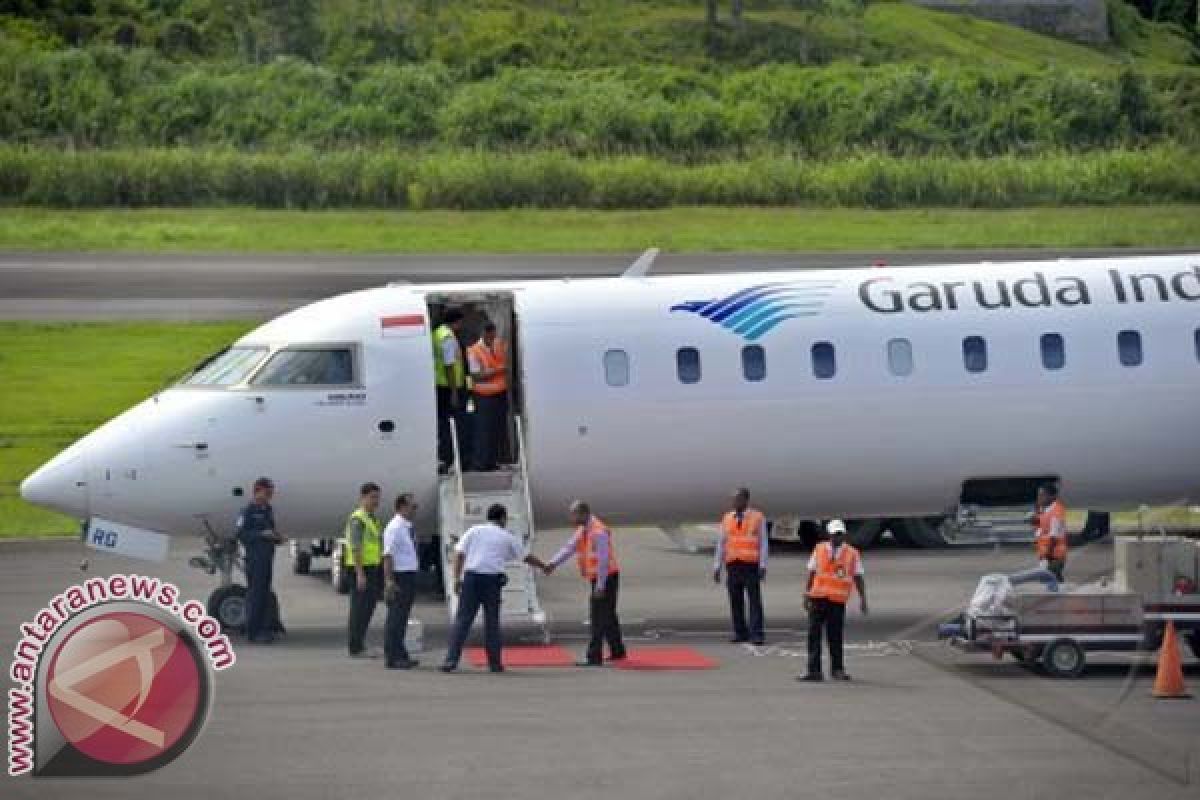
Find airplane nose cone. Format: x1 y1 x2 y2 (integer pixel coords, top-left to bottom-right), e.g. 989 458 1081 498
20 452 88 518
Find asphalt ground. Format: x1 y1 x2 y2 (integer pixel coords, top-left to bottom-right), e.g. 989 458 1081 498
1 531 1197 799
0 248 1187 320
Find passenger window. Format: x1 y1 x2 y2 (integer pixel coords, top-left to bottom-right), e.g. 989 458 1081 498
811 342 836 380
1194 328 1199 363
963 336 987 373
251 348 356 386
887 338 913 377
676 347 701 384
603 349 629 387
742 345 766 382
1040 333 1065 370
1117 330 1142 367
182 346 267 386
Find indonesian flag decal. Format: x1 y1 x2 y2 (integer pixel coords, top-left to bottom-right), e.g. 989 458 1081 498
380 313 425 337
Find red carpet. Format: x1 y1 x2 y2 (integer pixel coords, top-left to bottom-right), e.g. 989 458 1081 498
465 644 575 668
612 646 718 671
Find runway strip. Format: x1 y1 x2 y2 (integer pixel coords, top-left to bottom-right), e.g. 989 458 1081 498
0 248 1185 320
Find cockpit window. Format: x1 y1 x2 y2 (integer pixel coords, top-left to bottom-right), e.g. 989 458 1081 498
250 348 357 386
181 347 268 386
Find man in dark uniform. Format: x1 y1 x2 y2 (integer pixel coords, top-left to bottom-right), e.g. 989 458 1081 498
236 477 285 644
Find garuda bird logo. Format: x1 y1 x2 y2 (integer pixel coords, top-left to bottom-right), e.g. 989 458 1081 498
669 281 837 341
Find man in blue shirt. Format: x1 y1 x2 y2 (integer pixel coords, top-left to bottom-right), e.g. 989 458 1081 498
236 477 285 644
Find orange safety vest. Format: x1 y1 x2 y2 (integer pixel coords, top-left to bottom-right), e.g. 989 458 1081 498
468 338 508 396
1033 499 1068 562
575 516 619 582
807 542 860 605
722 508 764 565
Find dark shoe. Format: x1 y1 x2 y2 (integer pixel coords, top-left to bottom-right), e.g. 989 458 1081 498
387 659 419 670
439 663 457 673
610 651 628 661
750 638 766 646
730 636 749 644
576 660 604 667
832 670 852 681
248 635 275 645
798 673 824 682
489 665 506 673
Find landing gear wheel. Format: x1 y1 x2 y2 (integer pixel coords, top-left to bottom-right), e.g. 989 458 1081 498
1070 511 1111 547
208 585 248 633
893 517 950 549
845 519 885 550
293 550 312 575
1041 638 1086 679
331 543 351 595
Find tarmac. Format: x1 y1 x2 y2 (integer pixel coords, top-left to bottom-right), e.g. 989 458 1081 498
0 248 1188 320
1 531 1197 799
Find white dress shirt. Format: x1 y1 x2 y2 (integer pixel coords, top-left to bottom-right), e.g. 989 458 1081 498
456 523 525 574
382 514 418 572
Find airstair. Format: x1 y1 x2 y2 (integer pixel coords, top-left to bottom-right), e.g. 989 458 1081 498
438 416 549 641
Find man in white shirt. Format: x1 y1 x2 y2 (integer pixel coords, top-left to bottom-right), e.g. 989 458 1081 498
801 519 868 682
440 504 547 673
382 494 420 670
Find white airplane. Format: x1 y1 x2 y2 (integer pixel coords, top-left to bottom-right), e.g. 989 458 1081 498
20 252 1200 628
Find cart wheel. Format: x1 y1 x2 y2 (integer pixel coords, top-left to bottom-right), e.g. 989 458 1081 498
1041 638 1086 679
293 550 312 575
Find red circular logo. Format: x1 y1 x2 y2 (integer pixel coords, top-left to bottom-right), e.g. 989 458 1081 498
46 611 204 767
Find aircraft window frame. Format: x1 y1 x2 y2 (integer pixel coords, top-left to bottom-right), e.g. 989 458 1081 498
1040 333 1066 371
887 338 913 377
741 345 767 382
248 344 361 388
962 336 988 374
603 349 630 387
1117 330 1143 367
811 341 836 380
180 346 269 388
676 347 702 385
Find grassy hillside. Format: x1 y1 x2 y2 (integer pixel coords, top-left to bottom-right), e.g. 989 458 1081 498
4 1 1196 69
1 1 1197 210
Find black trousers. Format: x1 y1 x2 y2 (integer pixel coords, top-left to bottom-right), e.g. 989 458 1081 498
244 546 274 640
807 597 846 675
436 386 469 465
347 565 383 655
472 392 509 470
725 562 764 642
385 571 417 664
586 572 627 664
444 571 504 669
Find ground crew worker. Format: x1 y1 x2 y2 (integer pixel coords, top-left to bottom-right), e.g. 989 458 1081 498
441 504 547 673
345 482 384 658
713 487 768 645
544 501 627 666
467 320 509 471
1033 483 1068 582
382 493 419 670
236 476 285 644
801 519 868 682
433 308 467 470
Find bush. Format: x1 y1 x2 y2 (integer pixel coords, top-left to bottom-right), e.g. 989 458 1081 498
2 145 1196 210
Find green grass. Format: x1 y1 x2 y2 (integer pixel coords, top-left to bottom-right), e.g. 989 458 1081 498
0 322 254 537
2 206 1199 254
863 4 1120 69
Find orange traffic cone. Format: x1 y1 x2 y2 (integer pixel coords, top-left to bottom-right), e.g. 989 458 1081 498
1151 621 1191 699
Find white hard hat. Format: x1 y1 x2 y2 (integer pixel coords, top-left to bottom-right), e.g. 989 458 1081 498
826 519 848 535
